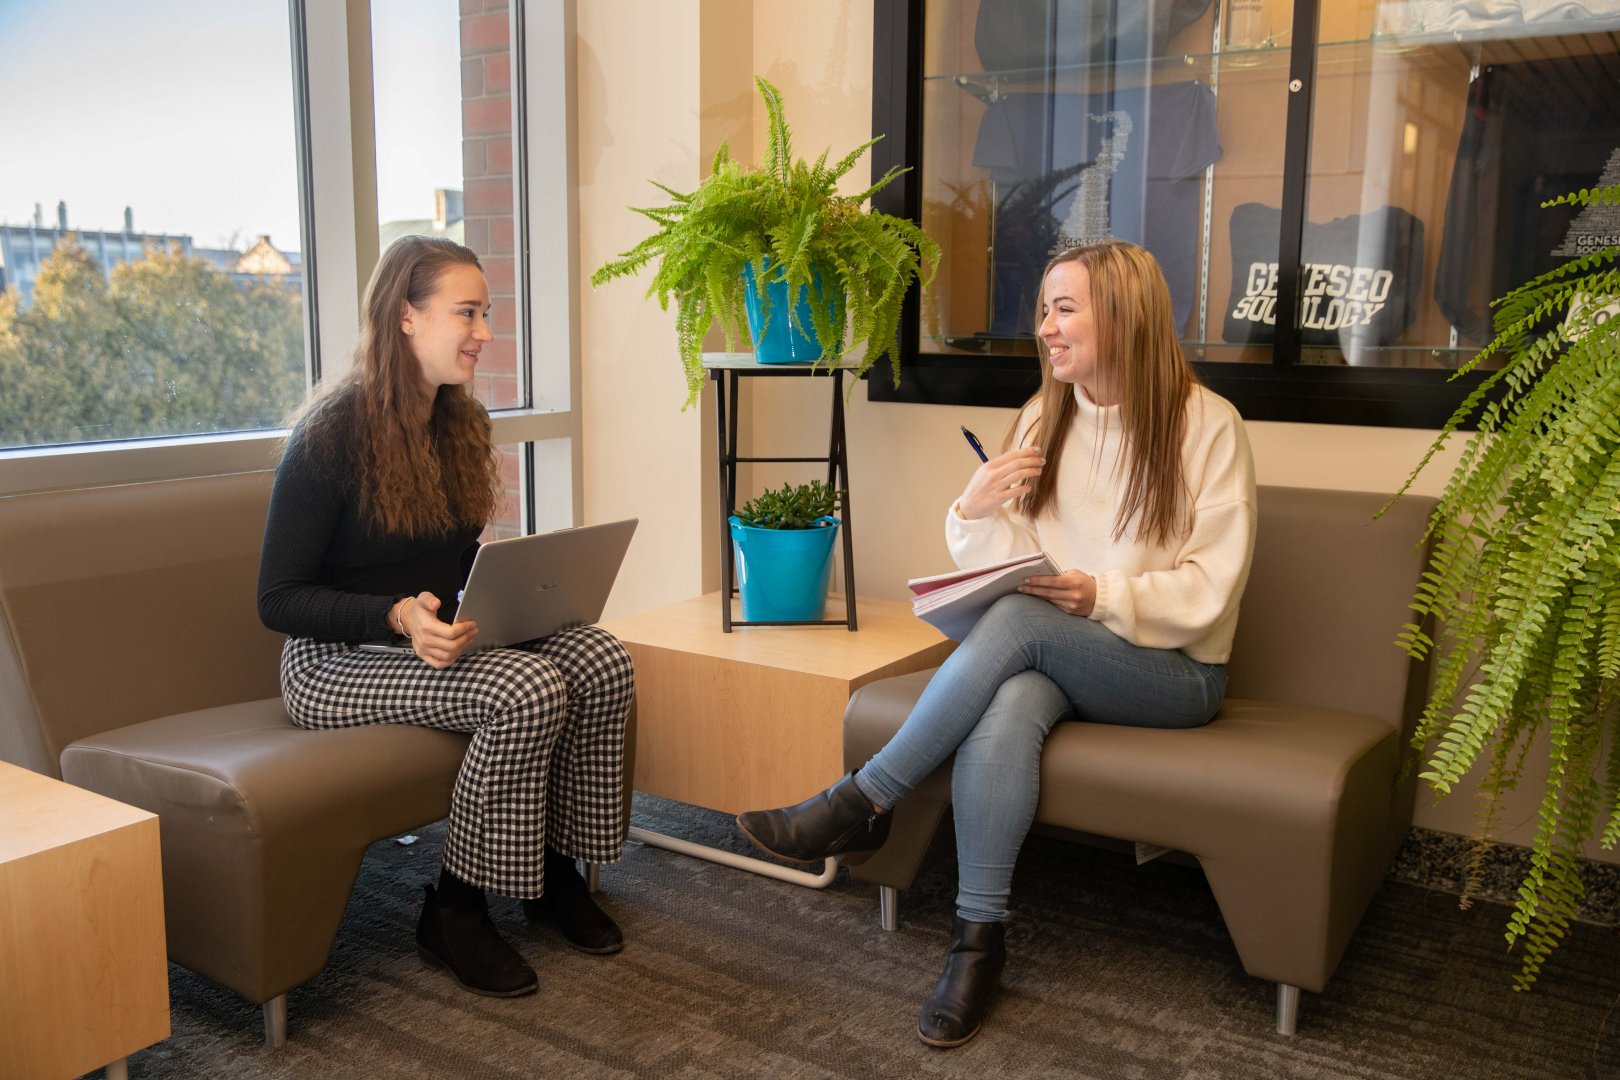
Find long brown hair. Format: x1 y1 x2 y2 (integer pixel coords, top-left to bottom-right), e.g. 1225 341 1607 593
291 236 501 536
1014 240 1199 547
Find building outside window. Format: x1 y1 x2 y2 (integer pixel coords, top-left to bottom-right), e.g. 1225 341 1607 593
0 0 306 450
0 0 563 538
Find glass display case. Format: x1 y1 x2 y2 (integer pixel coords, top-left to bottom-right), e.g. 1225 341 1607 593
869 0 1620 426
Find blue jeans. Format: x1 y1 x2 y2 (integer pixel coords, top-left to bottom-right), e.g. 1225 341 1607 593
854 593 1227 923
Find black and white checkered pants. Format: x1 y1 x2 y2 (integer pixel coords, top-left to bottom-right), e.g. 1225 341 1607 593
280 625 634 899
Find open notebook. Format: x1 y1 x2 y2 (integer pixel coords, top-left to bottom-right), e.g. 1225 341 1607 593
907 550 1059 641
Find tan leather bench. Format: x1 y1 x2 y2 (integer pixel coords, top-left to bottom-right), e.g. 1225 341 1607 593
842 485 1435 1035
0 471 633 1047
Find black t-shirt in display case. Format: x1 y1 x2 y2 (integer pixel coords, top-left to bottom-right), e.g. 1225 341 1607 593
972 81 1222 337
1434 53 1620 343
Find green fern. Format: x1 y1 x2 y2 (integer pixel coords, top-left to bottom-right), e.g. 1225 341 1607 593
590 77 941 409
1385 182 1620 989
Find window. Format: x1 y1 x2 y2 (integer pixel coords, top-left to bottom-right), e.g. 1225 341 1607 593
0 0 306 449
373 0 528 534
1 0 583 541
373 0 523 413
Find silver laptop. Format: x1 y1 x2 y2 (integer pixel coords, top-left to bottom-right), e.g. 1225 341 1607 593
361 518 637 655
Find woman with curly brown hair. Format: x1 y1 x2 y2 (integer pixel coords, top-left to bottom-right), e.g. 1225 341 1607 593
257 236 633 998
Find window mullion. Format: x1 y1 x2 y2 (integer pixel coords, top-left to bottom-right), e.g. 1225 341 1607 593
299 0 376 383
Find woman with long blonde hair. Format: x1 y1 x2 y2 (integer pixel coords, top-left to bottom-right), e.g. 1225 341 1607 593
739 240 1256 1046
258 236 633 999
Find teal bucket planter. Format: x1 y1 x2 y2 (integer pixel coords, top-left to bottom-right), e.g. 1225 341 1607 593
741 261 843 364
728 515 840 622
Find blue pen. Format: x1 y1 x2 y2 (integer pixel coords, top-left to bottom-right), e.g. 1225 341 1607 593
960 425 989 463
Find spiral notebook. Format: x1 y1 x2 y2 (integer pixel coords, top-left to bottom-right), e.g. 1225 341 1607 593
907 550 1059 641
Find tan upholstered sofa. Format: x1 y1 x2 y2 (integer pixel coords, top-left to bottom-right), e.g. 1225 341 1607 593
0 470 634 1048
842 486 1436 1035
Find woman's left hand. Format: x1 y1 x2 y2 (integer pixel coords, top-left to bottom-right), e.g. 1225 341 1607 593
400 591 478 669
1018 569 1096 617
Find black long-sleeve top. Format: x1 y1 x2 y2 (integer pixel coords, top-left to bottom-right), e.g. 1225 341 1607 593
257 404 480 643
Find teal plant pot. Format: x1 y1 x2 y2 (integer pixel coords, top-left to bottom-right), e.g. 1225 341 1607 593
741 260 843 364
728 514 840 621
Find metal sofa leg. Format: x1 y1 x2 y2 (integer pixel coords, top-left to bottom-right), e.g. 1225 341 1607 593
264 993 288 1049
1275 983 1300 1035
879 885 898 931
586 862 600 893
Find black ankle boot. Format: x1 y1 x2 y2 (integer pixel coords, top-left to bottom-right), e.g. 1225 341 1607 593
522 849 624 955
416 884 538 997
735 771 891 864
917 917 1006 1048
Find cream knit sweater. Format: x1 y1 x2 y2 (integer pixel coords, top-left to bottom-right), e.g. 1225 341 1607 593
946 383 1257 664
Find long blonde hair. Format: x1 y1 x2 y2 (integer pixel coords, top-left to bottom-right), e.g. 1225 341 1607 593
1014 240 1198 547
290 237 501 536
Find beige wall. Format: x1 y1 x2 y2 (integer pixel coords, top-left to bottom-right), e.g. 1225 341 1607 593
578 3 725 617
573 2 1597 858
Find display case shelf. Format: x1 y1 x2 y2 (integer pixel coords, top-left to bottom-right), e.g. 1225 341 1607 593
926 43 1292 98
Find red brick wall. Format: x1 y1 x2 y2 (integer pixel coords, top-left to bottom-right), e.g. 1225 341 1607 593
461 0 523 537
490 442 523 539
460 0 519 414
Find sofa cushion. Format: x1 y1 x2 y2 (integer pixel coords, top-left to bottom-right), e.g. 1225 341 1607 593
1222 486 1433 733
845 668 1396 854
1031 698 1395 852
60 699 470 841
57 699 468 1001
0 472 285 776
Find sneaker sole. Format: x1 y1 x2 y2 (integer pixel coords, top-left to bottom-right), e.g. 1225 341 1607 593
417 944 537 998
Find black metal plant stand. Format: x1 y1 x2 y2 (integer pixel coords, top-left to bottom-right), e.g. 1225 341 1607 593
708 355 858 632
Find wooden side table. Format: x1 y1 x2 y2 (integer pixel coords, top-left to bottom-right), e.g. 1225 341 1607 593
0 762 169 1080
599 594 953 886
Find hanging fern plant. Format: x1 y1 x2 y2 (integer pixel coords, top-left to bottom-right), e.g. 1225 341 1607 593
1387 182 1620 989
590 77 940 409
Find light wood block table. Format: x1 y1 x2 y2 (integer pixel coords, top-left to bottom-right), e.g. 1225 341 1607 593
0 761 169 1080
600 593 953 885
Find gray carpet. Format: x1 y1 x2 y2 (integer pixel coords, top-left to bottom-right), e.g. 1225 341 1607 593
108 796 1620 1079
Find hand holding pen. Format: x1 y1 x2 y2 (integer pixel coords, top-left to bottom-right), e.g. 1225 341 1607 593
956 426 1044 521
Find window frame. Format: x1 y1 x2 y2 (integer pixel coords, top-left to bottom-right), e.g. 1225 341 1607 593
0 0 583 530
865 0 1499 429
